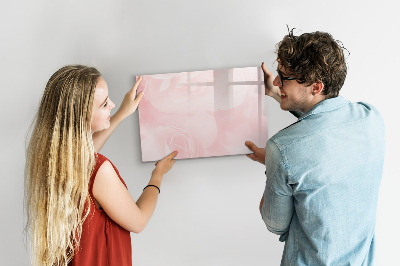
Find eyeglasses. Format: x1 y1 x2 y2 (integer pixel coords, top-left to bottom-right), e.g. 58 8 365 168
277 70 297 86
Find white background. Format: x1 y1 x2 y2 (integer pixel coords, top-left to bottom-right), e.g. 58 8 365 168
1 0 399 265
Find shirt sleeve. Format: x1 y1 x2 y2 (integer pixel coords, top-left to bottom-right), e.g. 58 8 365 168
260 139 294 241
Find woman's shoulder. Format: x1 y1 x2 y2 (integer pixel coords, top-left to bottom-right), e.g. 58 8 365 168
93 153 127 188
90 153 115 193
91 153 109 179
96 160 117 178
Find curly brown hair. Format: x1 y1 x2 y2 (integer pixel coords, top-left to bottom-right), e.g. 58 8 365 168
277 30 348 98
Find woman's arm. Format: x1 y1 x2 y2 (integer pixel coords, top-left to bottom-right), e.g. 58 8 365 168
93 151 178 233
92 77 144 152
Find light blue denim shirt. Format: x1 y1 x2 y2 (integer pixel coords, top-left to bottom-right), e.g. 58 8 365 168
261 96 385 265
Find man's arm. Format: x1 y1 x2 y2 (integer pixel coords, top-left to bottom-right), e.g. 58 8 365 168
245 139 294 239
259 140 294 240
262 62 282 103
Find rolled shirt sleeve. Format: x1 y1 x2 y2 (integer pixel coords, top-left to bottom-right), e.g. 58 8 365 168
260 139 294 242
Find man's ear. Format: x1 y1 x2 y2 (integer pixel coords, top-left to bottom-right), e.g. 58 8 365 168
312 82 324 96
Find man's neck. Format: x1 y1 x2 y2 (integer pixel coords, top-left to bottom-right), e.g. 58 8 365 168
301 95 327 113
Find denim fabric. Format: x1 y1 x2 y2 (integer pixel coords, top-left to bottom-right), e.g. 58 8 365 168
260 96 385 266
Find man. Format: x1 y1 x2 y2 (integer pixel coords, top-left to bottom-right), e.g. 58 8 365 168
245 30 385 265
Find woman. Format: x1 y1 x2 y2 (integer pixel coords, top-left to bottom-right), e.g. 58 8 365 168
25 65 177 265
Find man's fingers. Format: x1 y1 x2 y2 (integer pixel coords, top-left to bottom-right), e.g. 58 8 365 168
245 141 258 152
261 62 272 77
261 62 267 73
246 153 256 161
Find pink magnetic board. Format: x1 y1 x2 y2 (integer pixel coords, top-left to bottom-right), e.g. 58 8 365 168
137 66 268 161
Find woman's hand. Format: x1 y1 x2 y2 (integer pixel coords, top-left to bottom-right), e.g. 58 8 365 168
92 77 145 152
152 151 178 178
115 76 144 120
262 62 281 103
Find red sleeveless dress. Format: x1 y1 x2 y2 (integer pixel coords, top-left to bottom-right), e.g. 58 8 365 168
69 153 132 266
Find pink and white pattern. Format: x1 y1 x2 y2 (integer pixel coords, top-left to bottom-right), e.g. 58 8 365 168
137 66 268 161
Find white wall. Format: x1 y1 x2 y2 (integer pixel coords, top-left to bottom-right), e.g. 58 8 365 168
1 0 399 265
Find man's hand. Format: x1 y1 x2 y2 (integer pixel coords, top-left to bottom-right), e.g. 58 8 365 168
245 141 266 165
262 62 281 103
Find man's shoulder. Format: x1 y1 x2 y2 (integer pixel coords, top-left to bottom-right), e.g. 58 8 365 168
351 101 383 118
269 98 384 149
268 121 305 150
344 101 385 132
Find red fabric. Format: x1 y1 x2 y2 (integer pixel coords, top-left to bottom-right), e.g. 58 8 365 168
69 153 132 266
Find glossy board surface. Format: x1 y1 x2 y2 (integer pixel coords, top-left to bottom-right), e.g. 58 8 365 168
137 66 268 161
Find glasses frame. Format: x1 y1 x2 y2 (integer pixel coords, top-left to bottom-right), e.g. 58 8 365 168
277 70 297 86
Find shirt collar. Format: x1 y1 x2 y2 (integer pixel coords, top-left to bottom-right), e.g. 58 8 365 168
298 95 350 121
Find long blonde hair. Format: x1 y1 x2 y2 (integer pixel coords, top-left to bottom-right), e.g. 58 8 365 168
25 65 101 265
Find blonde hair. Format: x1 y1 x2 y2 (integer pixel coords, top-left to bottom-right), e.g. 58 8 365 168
25 65 101 265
